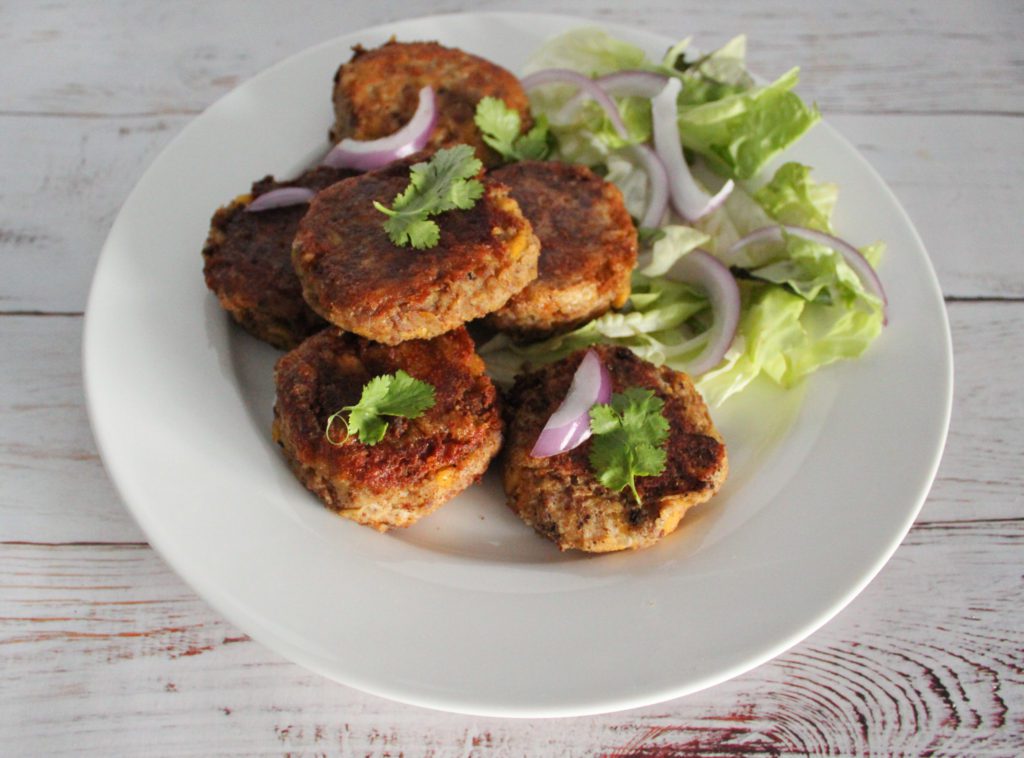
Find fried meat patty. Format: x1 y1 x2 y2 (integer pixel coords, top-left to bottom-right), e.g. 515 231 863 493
292 157 540 346
486 161 638 339
273 327 502 531
503 346 728 552
329 40 532 166
202 166 356 349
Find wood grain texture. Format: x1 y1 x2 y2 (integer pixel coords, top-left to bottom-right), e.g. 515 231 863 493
0 315 144 543
0 114 188 312
2 0 1021 754
1 518 1020 755
2 301 1019 541
2 0 1021 117
1 304 1020 754
1 114 1021 312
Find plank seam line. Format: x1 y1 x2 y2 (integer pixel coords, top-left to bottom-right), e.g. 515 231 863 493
1 108 1021 120
0 297 1020 320
826 108 1024 119
914 517 1024 527
945 296 1024 304
1 541 150 548
0 310 84 317
0 109 201 119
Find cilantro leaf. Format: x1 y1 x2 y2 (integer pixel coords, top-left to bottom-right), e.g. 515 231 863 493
474 97 551 162
374 145 484 249
588 387 670 505
325 370 436 446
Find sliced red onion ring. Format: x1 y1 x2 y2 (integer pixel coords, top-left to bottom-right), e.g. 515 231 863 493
629 144 670 229
596 70 672 98
728 224 888 323
558 69 670 121
321 85 437 171
663 249 742 375
523 69 670 229
651 78 734 221
245 186 316 212
530 349 613 458
522 68 630 140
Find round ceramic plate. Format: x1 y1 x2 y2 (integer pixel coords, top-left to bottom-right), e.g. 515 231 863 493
83 12 953 717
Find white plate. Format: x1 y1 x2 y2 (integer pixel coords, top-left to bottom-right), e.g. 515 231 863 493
83 12 953 717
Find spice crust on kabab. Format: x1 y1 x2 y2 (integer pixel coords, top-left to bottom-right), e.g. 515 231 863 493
292 153 540 346
486 160 638 340
201 166 356 349
273 327 502 531
502 345 728 552
330 39 533 166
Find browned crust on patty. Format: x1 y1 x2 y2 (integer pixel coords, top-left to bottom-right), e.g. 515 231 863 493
292 157 540 345
502 345 728 552
272 327 503 531
486 161 638 340
201 166 356 349
330 40 532 166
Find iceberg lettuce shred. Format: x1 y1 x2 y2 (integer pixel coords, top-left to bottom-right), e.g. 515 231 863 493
483 29 885 406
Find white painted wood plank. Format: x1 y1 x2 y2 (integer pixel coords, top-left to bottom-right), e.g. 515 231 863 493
0 518 1020 754
1 301 1018 541
1 0 1021 753
1 112 1019 313
3 1 1021 117
830 114 1024 299
0 315 145 543
0 113 189 312
3 0 1021 312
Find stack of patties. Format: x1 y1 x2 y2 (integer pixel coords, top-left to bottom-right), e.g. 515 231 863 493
202 39 724 550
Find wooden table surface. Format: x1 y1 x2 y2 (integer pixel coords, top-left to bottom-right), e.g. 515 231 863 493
2 1 1022 754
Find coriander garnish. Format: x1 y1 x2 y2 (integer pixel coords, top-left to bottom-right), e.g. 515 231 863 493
474 97 551 162
325 370 436 446
588 387 670 505
373 144 484 249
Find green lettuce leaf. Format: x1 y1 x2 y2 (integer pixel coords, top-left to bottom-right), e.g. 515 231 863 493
522 27 650 77
672 35 754 105
523 28 819 187
482 29 882 407
695 277 883 406
676 67 820 180
753 162 837 232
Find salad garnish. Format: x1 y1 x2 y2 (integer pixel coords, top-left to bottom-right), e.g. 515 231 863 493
481 28 887 407
588 387 670 505
474 97 551 162
531 348 612 458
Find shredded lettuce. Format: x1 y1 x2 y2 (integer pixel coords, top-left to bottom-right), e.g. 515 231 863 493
483 215 882 405
696 282 882 406
670 35 754 106
522 27 650 78
675 67 820 180
483 28 885 406
753 162 837 232
524 29 819 180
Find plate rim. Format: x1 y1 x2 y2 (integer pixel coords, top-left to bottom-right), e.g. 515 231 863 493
83 10 954 718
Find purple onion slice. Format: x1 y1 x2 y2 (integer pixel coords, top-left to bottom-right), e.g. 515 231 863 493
530 349 613 458
665 249 742 376
321 85 437 171
629 144 670 229
522 68 630 139
729 225 888 323
245 186 316 212
651 78 734 221
557 70 670 121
